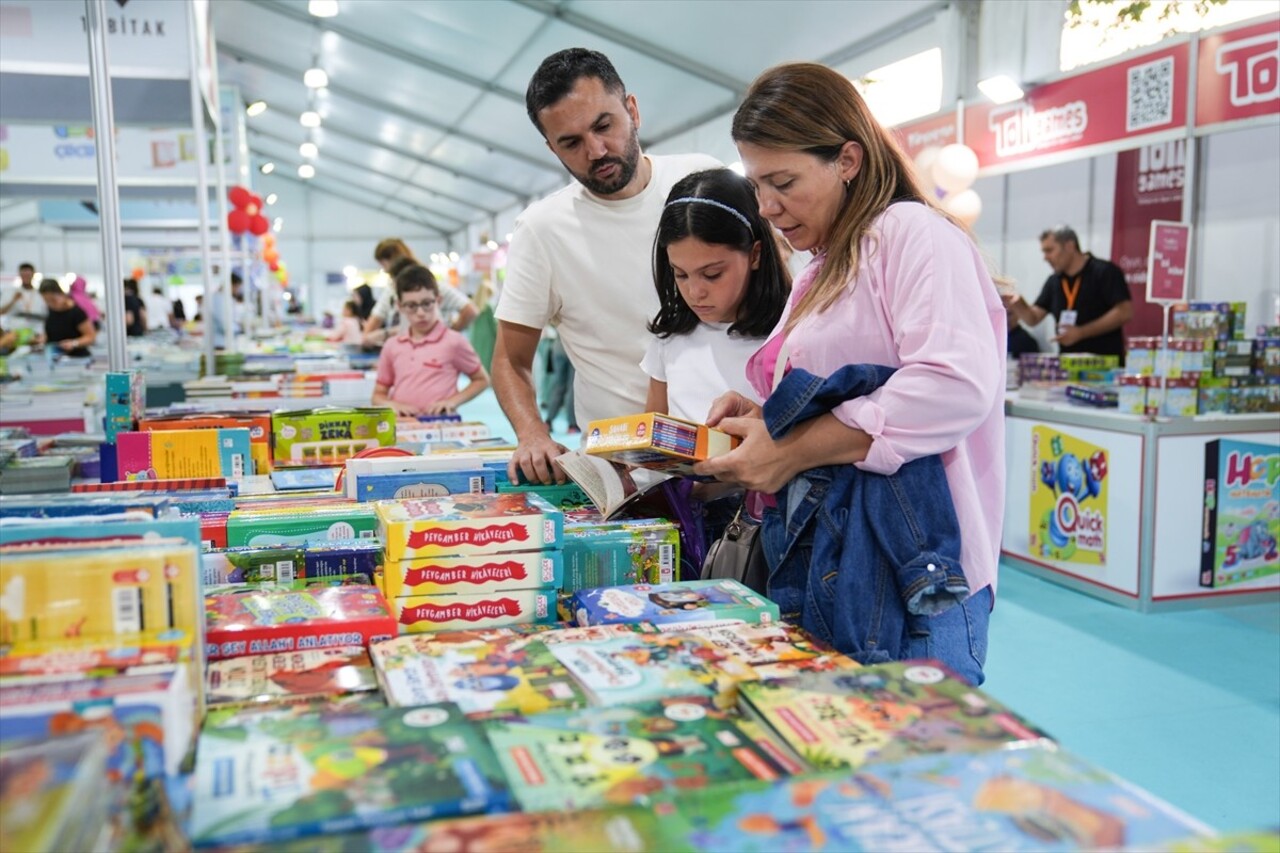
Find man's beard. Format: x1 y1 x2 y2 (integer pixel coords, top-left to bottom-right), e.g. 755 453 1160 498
569 127 641 196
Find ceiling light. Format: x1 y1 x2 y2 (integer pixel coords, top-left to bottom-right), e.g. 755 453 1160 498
299 142 318 159
246 100 267 117
977 74 1025 105
448 252 459 263
298 164 315 179
265 193 278 205
300 111 322 128
272 218 284 232
486 240 498 250
259 162 275 174
308 0 339 17
342 265 358 277
304 68 329 89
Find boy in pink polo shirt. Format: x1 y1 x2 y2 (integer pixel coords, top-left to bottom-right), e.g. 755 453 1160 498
372 265 489 417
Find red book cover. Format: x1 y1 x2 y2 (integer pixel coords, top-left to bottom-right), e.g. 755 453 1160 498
73 477 227 493
204 584 396 661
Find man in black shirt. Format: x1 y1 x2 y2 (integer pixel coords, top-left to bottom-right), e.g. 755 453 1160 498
1005 225 1133 360
37 279 95 357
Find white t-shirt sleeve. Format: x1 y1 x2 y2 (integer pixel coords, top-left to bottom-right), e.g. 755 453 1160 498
495 217 559 330
640 335 667 383
438 286 468 314
371 290 395 323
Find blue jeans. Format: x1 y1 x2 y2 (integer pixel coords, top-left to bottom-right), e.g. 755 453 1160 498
904 585 992 686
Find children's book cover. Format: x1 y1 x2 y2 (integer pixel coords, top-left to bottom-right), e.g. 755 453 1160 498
382 549 563 597
206 647 379 706
1029 427 1109 566
546 630 756 708
369 633 587 716
1200 438 1279 588
211 806 692 853
673 744 1212 851
375 492 563 560
683 622 843 667
572 578 779 629
484 695 791 812
392 589 556 634
739 660 1050 771
0 731 111 853
191 702 511 847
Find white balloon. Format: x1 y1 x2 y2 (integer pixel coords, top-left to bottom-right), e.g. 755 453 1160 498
941 188 983 227
932 143 980 193
913 146 942 192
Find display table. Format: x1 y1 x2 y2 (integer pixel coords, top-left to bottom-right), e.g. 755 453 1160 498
1002 394 1279 611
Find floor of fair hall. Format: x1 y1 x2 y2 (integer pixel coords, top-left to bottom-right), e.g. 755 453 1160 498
462 387 1280 834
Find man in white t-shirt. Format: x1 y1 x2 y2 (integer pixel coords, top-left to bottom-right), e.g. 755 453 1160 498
1 262 47 333
494 48 719 484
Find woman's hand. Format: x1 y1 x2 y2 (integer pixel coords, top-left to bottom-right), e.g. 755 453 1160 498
704 391 762 427
694 416 796 494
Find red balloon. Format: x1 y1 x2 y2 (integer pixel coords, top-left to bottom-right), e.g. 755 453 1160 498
248 214 270 236
269 259 280 272
248 193 263 210
227 209 250 234
228 186 251 209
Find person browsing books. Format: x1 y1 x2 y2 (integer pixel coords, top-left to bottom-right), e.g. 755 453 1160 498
695 63 1006 685
372 265 489 417
35 278 96 357
643 168 789 569
492 48 720 485
363 238 478 342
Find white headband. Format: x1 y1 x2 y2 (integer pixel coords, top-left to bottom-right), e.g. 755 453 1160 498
665 197 753 234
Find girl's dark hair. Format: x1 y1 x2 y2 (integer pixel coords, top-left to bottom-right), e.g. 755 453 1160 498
343 300 359 314
649 168 790 339
394 264 439 300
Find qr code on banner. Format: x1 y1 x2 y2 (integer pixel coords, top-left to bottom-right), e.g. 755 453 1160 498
1127 56 1175 132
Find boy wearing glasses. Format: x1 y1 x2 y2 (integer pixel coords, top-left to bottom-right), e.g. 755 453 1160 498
372 265 489 417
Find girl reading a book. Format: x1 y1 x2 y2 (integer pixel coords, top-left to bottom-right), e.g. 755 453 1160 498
372 265 490 418
643 168 791 574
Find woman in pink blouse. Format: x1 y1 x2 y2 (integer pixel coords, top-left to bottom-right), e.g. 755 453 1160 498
697 63 1006 683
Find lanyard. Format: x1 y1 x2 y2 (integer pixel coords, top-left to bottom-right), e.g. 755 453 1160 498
1060 274 1082 311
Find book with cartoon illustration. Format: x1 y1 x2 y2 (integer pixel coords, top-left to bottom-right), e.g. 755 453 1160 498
554 449 671 520
571 578 779 629
369 632 588 716
206 647 380 706
739 660 1050 772
482 695 792 812
673 744 1213 852
1200 438 1280 588
191 702 511 847
545 629 756 708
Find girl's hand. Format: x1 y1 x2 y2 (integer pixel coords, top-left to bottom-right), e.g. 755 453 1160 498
694 416 795 494
704 391 761 427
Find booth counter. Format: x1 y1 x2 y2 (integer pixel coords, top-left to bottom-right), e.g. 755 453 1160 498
1002 393 1279 611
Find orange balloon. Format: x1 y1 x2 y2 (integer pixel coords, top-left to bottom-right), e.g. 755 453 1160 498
263 249 279 264
130 267 145 280
262 233 276 249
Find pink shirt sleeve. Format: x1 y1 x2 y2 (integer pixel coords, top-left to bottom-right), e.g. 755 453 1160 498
375 343 396 388
834 209 1005 475
450 332 483 376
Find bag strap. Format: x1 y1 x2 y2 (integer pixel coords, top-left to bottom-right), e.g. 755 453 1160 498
771 340 791 394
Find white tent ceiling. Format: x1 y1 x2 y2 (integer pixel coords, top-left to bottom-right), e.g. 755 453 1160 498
213 0 951 232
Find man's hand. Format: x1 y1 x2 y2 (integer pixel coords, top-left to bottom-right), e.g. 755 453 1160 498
1055 325 1086 347
509 433 570 485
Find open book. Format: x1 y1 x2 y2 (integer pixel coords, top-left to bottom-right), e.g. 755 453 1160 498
555 450 672 520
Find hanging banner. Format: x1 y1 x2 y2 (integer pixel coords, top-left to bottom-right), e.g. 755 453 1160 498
892 111 959 162
1030 426 1109 566
0 124 203 181
0 0 190 77
1196 18 1280 129
1110 141 1186 338
1146 220 1192 303
965 42 1190 171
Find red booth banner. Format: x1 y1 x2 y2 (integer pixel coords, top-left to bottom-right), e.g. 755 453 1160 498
1196 18 1280 128
892 111 960 162
1111 141 1187 338
965 43 1191 171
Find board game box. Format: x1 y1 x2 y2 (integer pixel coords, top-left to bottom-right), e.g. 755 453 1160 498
370 632 587 715
204 584 396 661
1200 438 1279 588
375 492 563 560
191 702 511 847
271 407 396 468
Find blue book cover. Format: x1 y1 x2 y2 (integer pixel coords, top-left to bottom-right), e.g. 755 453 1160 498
271 468 339 492
191 702 511 847
355 468 495 502
676 744 1213 852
